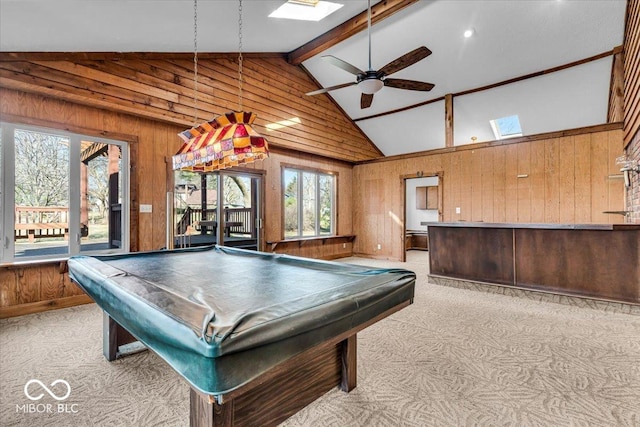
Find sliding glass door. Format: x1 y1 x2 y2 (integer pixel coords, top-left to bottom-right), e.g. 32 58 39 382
174 170 262 250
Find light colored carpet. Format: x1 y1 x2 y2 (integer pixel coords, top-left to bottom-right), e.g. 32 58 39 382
1 252 639 426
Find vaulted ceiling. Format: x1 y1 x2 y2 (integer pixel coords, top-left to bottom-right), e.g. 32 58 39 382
0 0 628 159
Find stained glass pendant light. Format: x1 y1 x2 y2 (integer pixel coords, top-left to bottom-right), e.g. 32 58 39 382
173 0 269 172
173 112 268 171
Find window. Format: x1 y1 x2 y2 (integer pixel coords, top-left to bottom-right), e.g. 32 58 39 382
283 167 335 238
1 123 129 263
490 114 523 140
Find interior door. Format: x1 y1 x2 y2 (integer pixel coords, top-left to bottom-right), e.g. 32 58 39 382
403 174 442 261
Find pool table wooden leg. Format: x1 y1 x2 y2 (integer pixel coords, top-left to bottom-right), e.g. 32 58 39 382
103 312 146 361
340 335 357 392
190 389 233 427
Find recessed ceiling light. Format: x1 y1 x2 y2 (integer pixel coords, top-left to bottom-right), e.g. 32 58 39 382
463 28 475 38
269 1 344 21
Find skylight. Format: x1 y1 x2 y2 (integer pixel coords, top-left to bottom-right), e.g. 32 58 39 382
490 115 523 140
269 1 343 21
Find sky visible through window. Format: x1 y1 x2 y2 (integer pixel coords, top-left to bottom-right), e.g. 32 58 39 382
490 115 522 140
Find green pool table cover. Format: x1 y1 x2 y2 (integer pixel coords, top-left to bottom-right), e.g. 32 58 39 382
68 245 415 395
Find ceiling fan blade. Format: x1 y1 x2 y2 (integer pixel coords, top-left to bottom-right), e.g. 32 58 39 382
322 55 365 76
384 78 435 91
306 81 357 96
378 46 432 77
361 93 374 109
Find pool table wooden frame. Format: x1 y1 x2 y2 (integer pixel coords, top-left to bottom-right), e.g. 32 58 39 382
103 299 411 427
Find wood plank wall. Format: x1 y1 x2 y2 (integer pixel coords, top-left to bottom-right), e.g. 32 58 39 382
624 0 640 222
0 264 92 319
0 54 381 162
608 49 624 123
624 0 640 146
353 126 626 261
0 88 354 317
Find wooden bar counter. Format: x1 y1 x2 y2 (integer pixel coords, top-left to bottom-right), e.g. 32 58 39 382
426 222 640 304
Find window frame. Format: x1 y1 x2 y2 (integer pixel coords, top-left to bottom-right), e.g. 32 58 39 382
1 121 130 264
281 165 337 240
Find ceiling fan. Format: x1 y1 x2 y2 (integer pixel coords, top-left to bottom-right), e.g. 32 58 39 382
306 0 435 109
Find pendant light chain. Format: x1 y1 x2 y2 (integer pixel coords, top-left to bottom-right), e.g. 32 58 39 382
238 0 244 111
192 0 199 125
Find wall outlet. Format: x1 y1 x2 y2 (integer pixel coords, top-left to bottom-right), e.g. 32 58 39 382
140 204 152 213
377 244 381 250
342 243 346 249
455 207 461 214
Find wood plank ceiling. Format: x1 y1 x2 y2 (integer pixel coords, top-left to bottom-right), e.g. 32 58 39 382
0 2 424 163
0 54 382 162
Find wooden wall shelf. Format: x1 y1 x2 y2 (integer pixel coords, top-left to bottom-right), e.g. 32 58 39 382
267 235 356 252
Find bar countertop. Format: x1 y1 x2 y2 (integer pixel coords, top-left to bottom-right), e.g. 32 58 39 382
426 222 639 304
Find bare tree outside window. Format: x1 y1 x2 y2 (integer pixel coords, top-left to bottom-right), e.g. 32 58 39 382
284 170 298 237
87 155 109 222
14 129 69 210
283 168 334 239
319 175 332 234
302 172 316 236
224 176 250 207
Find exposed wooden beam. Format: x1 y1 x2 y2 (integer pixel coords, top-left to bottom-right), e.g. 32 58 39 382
354 48 616 123
356 122 623 165
454 49 615 98
0 52 285 62
299 64 384 157
444 94 453 147
81 142 108 163
607 47 624 123
287 0 420 65
353 96 445 122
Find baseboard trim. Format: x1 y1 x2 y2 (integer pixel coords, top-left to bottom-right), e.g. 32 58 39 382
352 252 401 262
321 252 353 260
429 275 640 316
0 295 94 319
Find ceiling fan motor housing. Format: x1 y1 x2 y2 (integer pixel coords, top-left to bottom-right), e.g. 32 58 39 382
357 70 384 94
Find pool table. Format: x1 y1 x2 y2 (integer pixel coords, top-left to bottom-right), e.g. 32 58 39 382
68 245 415 426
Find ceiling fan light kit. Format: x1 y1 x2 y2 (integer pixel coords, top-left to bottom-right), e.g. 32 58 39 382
306 0 435 108
359 77 384 94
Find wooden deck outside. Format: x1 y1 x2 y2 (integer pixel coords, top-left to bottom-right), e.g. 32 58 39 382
14 206 70 242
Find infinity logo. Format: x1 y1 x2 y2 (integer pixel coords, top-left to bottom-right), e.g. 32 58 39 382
24 379 71 401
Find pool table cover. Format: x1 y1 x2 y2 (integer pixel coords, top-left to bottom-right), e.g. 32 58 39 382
68 245 415 395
